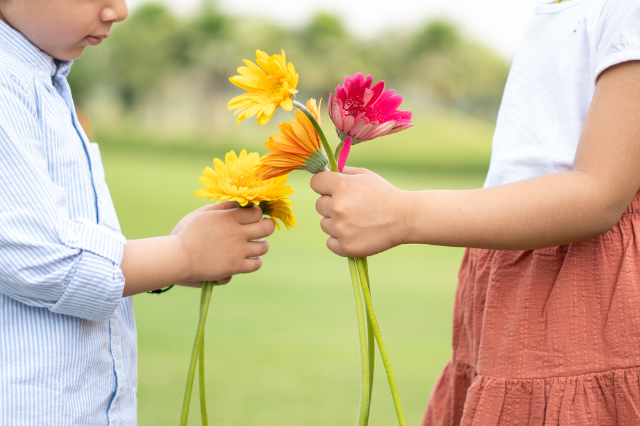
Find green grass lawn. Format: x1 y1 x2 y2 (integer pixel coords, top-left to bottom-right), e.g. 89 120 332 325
99 121 489 425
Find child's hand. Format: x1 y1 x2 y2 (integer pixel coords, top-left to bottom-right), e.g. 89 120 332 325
121 203 274 297
169 202 235 287
310 167 410 258
172 202 275 283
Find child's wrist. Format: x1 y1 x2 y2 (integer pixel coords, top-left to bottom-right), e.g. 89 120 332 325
396 190 420 245
168 235 194 283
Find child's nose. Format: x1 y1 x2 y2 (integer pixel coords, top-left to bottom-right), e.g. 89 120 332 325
102 0 129 23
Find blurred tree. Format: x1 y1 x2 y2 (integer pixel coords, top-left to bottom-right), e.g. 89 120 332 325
406 19 508 119
69 7 509 141
106 3 180 109
412 20 461 53
67 43 108 107
293 12 365 98
303 12 346 43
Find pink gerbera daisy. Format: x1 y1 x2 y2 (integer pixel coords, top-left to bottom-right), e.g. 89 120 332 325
328 73 413 146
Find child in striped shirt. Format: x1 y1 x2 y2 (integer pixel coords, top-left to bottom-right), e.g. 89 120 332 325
0 1 274 424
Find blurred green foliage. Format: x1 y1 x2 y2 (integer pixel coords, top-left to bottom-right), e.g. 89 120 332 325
69 2 509 145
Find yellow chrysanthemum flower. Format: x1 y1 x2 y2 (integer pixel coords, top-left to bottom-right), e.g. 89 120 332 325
228 50 299 126
257 98 329 180
195 150 295 229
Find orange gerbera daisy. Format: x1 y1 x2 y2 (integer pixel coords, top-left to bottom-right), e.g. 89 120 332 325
257 98 329 180
228 50 299 126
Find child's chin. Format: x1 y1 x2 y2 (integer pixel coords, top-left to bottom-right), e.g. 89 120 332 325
51 46 88 62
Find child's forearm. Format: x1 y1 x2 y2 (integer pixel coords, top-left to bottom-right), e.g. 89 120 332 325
313 62 640 257
402 170 629 250
120 237 191 297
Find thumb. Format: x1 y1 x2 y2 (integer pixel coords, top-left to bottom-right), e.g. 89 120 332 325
233 204 263 225
204 201 237 211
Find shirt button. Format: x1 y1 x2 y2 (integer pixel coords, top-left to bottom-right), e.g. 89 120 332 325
37 69 49 79
116 345 123 357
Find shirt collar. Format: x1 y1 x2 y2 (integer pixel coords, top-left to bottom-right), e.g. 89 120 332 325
0 19 73 78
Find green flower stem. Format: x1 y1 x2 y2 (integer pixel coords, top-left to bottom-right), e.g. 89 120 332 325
198 288 209 426
348 257 371 426
180 281 215 426
367 326 374 406
292 100 338 172
334 141 345 163
356 258 407 426
199 330 209 426
362 257 370 283
362 258 375 407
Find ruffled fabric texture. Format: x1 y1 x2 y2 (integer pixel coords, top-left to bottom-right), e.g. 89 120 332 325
424 191 640 426
427 362 640 426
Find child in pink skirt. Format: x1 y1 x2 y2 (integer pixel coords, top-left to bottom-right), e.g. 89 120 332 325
311 0 640 424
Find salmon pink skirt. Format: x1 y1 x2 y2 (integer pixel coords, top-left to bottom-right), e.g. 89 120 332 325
423 191 640 426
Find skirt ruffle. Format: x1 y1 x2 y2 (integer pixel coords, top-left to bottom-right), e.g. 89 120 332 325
425 361 640 426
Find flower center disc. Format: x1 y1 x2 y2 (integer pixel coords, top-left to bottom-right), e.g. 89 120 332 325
344 98 385 123
266 78 284 98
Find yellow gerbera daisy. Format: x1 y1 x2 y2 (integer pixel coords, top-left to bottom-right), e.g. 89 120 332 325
195 150 295 230
228 50 299 126
257 98 329 180
195 149 293 206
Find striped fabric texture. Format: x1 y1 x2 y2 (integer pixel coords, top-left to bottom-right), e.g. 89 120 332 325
0 20 137 425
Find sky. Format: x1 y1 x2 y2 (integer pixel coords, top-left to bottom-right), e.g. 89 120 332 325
125 0 546 58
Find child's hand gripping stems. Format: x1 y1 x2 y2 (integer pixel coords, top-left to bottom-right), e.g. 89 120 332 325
153 202 275 425
311 167 411 258
312 167 409 425
120 202 275 295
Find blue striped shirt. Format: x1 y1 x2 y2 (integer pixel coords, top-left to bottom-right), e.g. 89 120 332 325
0 21 136 425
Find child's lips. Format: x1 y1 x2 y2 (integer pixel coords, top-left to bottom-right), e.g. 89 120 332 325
85 35 107 46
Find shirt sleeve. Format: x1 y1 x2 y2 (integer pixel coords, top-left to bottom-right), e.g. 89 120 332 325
0 70 126 321
592 0 640 83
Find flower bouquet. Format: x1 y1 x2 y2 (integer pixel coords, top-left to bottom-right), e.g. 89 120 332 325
180 50 412 426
